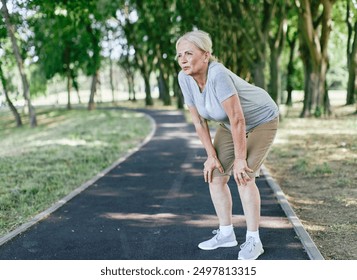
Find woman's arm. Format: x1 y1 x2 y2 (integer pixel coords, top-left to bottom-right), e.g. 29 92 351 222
221 94 253 186
187 106 224 183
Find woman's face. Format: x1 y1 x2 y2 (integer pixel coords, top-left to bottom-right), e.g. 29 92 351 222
176 40 209 76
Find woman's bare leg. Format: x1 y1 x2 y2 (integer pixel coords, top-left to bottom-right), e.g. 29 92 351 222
237 178 260 231
209 175 232 226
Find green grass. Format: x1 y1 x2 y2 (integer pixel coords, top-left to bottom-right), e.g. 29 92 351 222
0 106 152 235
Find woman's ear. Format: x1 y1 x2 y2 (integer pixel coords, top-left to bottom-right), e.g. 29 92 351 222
205 52 211 62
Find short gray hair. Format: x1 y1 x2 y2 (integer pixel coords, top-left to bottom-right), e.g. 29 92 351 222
176 30 217 61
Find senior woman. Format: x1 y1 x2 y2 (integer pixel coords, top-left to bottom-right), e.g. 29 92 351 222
176 30 279 260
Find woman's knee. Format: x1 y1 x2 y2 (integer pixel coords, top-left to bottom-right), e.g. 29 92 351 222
237 179 257 193
209 175 230 188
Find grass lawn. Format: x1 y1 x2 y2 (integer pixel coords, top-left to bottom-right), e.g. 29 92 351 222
0 106 152 236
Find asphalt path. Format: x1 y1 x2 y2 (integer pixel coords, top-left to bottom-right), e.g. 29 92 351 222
0 108 314 260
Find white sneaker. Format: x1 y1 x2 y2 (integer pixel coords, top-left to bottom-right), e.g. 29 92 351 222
238 236 264 260
198 229 238 250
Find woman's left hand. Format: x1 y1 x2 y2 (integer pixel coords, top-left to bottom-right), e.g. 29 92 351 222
233 159 253 186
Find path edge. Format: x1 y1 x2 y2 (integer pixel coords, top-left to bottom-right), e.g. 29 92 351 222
0 112 157 247
261 164 325 260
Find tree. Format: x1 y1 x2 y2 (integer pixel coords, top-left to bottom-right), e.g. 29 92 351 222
285 19 299 106
346 0 357 107
118 1 156 106
1 0 37 127
237 0 278 90
28 0 81 109
0 53 22 127
0 11 22 126
118 48 137 102
296 0 336 117
268 0 288 103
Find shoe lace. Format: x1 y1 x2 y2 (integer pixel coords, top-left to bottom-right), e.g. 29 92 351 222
240 236 256 252
212 229 222 240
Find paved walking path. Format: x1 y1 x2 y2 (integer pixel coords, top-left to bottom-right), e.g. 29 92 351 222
0 108 321 260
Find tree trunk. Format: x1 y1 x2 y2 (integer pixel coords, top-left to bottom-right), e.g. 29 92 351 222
269 27 286 103
109 56 115 103
172 71 184 109
347 22 357 105
158 69 171 106
296 0 335 118
268 5 287 103
88 71 98 110
269 50 279 103
143 75 153 106
127 73 133 101
67 70 72 110
0 63 22 127
239 0 277 90
1 0 37 127
125 70 136 102
300 58 313 118
252 61 266 89
286 30 298 106
130 74 137 102
324 79 332 115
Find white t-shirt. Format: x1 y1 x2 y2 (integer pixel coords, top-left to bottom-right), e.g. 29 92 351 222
178 61 279 132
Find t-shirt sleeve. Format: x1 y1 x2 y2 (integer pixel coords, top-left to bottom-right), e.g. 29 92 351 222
213 72 237 103
178 72 195 107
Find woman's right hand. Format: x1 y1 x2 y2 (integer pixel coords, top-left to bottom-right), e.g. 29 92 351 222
203 155 224 183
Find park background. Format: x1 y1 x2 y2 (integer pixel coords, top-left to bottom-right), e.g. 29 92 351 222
0 0 356 259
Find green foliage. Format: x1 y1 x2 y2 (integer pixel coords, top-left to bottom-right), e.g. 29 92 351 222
1 0 354 114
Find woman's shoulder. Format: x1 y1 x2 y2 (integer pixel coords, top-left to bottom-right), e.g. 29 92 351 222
209 61 226 72
208 62 231 79
178 70 190 84
178 70 186 79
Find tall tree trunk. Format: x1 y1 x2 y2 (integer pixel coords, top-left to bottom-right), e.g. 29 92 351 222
109 55 115 103
88 71 98 110
172 71 184 109
286 30 298 106
252 61 266 89
269 14 287 103
71 71 81 104
239 0 277 90
301 65 313 117
0 62 22 127
67 70 72 110
296 0 335 117
85 23 101 110
124 69 136 102
143 74 153 106
324 79 332 115
347 40 357 105
346 12 357 105
269 50 279 103
158 69 171 106
64 45 72 109
130 74 136 102
1 0 37 127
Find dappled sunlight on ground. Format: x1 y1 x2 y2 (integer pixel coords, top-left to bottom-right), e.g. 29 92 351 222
29 138 108 147
100 212 293 230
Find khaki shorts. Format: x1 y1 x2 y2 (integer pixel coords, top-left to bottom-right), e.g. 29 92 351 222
212 117 279 178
